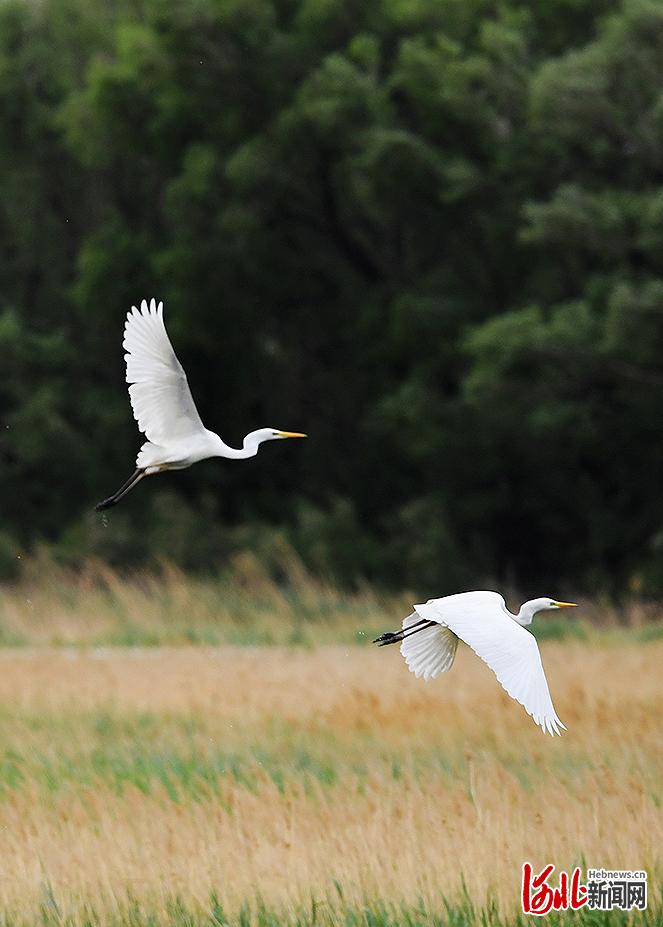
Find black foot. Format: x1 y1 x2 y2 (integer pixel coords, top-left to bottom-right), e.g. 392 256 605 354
373 631 403 646
95 497 117 512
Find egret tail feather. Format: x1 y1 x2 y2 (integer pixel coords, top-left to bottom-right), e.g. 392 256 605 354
95 469 145 511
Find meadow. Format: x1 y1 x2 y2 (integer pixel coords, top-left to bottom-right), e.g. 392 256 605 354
0 559 661 925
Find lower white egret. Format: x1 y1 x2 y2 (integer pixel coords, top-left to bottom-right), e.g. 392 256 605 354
96 299 306 510
374 592 577 735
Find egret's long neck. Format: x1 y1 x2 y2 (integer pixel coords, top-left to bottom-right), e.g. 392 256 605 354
514 602 536 626
211 432 260 460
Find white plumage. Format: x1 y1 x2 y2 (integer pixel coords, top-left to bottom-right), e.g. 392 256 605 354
96 299 306 510
400 611 459 680
376 591 576 736
124 299 206 448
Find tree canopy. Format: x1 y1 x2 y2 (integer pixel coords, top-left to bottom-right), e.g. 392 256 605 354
2 0 663 596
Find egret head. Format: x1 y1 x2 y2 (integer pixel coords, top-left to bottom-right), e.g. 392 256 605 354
517 597 577 625
245 428 307 447
268 428 307 442
540 598 577 613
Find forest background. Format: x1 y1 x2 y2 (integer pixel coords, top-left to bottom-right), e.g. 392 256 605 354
3 0 663 600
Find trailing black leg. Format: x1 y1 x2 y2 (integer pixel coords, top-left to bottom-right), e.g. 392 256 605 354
95 469 145 511
373 618 436 647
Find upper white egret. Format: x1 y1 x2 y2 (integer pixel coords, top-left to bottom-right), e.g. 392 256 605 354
374 591 577 735
96 299 306 510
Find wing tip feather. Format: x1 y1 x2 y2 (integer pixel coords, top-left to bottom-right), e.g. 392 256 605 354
127 298 163 319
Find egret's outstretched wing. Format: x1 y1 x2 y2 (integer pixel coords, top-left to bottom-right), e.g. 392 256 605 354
400 612 459 680
413 593 565 735
123 299 206 445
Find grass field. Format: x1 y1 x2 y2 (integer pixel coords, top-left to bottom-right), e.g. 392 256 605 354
0 563 661 925
0 556 408 648
2 556 662 648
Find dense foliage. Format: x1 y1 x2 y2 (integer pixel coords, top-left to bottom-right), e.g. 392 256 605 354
2 0 663 595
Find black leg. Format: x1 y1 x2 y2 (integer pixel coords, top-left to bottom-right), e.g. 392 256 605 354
373 618 437 646
95 469 145 511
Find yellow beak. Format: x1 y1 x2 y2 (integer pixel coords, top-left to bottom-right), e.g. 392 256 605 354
552 601 578 608
277 431 307 439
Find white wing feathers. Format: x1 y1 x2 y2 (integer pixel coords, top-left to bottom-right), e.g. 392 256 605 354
400 612 459 680
124 299 206 446
412 594 566 736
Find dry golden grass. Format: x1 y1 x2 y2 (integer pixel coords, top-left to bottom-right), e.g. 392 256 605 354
0 640 660 922
4 554 659 651
0 556 408 647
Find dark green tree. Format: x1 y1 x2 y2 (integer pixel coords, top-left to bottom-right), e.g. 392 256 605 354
6 0 663 598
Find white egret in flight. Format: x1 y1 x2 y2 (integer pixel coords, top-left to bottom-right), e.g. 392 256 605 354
96 299 306 510
374 592 577 735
